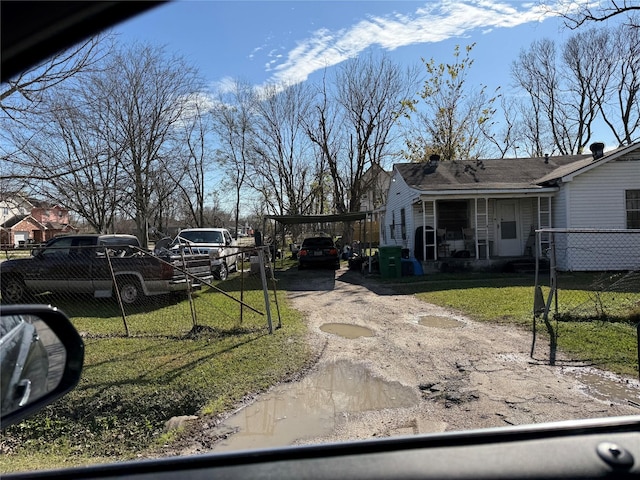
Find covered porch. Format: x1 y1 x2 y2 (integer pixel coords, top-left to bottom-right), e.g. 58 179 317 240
411 191 556 265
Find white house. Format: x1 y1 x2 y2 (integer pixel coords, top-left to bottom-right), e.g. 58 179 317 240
380 142 640 271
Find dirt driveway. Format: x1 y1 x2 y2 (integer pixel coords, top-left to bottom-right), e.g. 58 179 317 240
279 265 639 443
168 265 639 454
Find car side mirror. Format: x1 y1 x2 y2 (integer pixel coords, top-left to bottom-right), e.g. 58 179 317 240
0 305 84 428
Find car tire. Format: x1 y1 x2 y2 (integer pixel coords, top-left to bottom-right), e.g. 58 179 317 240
118 279 141 304
1 276 28 303
214 262 228 281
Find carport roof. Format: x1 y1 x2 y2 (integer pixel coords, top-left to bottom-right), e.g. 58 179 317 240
265 212 371 225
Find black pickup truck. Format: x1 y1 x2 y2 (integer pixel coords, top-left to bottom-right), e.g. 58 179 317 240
0 234 213 304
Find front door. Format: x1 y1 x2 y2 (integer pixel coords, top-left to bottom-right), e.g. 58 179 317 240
496 200 521 256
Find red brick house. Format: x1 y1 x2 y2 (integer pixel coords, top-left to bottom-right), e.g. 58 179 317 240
0 201 77 247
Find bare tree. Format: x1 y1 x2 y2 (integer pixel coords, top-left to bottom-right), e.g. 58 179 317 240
95 44 200 246
482 95 518 159
403 44 499 161
212 80 256 238
548 1 640 29
600 23 640 145
309 54 416 211
0 34 110 125
167 94 213 228
2 78 123 233
5 43 202 244
511 32 608 155
250 82 317 217
303 53 417 244
561 28 612 152
512 25 638 153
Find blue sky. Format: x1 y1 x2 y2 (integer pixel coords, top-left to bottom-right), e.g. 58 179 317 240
113 0 593 100
110 1 625 214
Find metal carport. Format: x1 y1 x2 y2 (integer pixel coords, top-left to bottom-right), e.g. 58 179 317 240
264 212 375 272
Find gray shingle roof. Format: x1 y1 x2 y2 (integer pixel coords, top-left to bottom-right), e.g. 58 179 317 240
0 214 29 229
395 154 589 191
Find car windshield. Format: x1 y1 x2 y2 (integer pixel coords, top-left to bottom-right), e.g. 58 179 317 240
1 1 639 476
100 237 138 248
177 231 224 244
302 238 334 248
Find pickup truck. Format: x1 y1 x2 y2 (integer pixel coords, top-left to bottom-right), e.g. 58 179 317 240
171 228 240 281
0 234 213 304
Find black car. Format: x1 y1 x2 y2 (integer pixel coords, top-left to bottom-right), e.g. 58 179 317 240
297 236 340 270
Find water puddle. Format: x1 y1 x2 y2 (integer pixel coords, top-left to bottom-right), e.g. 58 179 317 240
418 315 464 329
213 360 418 452
573 371 640 406
320 323 374 338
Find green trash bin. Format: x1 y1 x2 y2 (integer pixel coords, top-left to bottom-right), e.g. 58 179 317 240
378 246 402 279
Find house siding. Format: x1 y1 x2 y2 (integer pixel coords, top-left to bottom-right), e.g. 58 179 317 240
552 188 569 229
557 157 640 271
381 170 419 250
566 159 639 228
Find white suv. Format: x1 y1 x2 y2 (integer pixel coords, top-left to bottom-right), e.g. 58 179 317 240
171 228 239 281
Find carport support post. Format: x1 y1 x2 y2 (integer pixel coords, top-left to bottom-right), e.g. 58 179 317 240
258 247 274 334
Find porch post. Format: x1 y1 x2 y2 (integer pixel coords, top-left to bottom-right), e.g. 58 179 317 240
422 200 426 262
434 200 439 260
474 198 479 259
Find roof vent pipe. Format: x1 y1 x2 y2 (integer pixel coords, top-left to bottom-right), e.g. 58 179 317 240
589 142 605 160
428 154 440 167
544 153 549 164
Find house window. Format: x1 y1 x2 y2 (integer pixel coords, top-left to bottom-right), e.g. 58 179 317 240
390 211 396 239
400 208 406 240
437 201 468 240
626 190 640 229
2 207 8 215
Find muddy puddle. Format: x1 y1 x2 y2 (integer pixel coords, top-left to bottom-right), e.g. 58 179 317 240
418 315 464 329
213 360 418 452
320 323 374 338
573 371 640 406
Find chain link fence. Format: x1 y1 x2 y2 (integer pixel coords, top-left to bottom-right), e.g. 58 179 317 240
0 243 279 337
532 229 640 375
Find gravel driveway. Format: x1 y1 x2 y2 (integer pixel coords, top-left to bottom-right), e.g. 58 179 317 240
282 265 640 443
165 265 639 454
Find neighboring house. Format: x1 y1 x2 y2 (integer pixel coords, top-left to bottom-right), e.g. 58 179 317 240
0 193 33 226
380 142 640 271
0 200 77 247
360 165 391 212
358 165 391 246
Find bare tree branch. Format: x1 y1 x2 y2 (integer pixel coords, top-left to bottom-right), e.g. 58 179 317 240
547 1 640 29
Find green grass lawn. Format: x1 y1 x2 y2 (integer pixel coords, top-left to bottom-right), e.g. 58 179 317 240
1 275 312 471
1 268 638 473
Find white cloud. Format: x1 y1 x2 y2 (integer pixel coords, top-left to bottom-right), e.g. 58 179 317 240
263 0 566 87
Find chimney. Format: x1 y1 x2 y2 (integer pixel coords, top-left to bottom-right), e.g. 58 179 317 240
544 153 549 164
589 142 605 160
428 154 440 168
